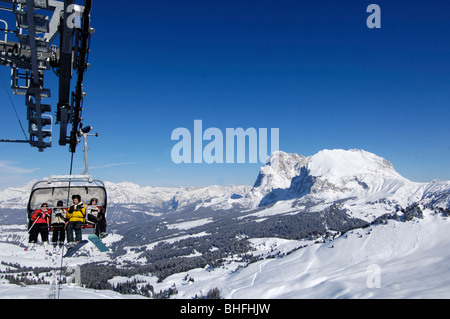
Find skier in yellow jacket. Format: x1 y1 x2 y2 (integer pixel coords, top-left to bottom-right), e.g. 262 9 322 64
66 194 86 247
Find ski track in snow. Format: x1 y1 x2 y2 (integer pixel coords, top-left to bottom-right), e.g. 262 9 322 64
228 259 275 298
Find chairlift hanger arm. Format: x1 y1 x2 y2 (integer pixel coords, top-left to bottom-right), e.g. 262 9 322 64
78 125 97 175
68 0 92 154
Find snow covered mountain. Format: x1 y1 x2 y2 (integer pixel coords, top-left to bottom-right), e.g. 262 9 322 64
249 149 412 204
104 182 250 213
0 181 34 209
245 149 450 221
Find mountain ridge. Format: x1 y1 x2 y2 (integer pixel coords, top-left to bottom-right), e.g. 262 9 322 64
0 149 449 222
245 149 449 219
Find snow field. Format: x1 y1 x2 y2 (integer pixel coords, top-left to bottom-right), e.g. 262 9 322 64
0 210 449 299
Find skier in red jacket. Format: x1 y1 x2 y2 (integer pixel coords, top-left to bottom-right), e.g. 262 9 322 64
27 203 52 252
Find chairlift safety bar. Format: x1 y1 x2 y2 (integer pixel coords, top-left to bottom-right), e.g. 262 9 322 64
47 174 94 183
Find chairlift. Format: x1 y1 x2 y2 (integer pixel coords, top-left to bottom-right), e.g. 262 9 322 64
27 175 107 229
26 126 106 230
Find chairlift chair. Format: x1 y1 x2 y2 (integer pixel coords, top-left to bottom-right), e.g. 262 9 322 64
27 174 107 230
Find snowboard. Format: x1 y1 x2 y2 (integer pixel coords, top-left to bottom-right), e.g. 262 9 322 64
63 240 89 258
88 234 109 252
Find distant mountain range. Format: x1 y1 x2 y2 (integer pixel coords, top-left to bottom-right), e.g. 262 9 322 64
1 149 449 223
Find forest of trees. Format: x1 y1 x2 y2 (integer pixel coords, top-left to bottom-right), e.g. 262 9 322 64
67 203 370 292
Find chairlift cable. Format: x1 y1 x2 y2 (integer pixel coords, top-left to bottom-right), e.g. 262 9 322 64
0 72 29 143
67 152 75 204
57 242 65 299
57 151 75 299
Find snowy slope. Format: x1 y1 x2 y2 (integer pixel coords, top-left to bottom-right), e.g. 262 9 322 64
0 224 122 268
0 281 146 299
167 209 450 299
1 209 449 299
0 224 145 299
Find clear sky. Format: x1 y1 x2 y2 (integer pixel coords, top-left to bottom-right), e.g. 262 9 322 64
0 0 449 190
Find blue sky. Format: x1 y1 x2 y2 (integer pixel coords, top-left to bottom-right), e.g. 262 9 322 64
0 0 449 190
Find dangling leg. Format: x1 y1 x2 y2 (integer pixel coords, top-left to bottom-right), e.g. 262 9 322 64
66 222 75 248
26 224 39 251
59 224 66 249
74 222 82 243
52 225 59 250
40 224 49 253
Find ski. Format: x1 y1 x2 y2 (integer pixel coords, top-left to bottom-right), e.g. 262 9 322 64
88 234 109 252
63 240 89 258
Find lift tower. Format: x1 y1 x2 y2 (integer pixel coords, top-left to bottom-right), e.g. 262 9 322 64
0 0 93 153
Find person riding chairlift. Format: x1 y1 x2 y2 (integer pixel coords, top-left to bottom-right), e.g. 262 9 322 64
66 194 86 247
26 203 51 252
51 200 67 250
87 197 107 238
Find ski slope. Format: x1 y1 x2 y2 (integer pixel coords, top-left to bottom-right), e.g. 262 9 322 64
0 280 146 299
168 209 450 299
0 209 449 299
